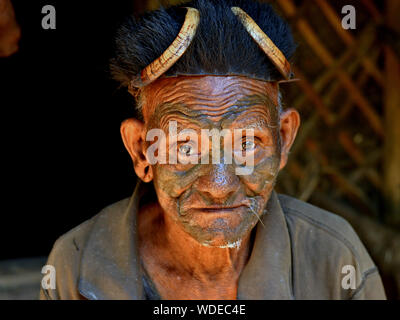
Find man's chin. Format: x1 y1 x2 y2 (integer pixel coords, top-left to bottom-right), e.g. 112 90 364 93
182 224 254 249
201 238 244 249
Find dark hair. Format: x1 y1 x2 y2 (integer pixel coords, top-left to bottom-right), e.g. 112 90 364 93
110 0 296 88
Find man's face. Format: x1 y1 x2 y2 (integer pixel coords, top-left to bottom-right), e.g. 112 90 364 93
140 76 284 248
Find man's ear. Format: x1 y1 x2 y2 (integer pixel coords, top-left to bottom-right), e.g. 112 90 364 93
279 108 301 170
120 118 153 182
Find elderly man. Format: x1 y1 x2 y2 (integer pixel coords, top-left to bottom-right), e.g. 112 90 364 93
40 0 386 300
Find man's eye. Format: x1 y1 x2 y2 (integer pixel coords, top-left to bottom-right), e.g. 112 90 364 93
179 144 194 156
242 140 256 151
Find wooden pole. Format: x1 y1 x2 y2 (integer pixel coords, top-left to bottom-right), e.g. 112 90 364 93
384 0 400 226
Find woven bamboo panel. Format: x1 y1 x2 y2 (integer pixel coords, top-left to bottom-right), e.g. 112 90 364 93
272 0 387 220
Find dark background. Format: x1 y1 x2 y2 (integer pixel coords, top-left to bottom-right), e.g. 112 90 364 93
1 0 141 259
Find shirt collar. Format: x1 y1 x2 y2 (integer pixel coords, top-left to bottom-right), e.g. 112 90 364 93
78 181 294 300
237 190 294 299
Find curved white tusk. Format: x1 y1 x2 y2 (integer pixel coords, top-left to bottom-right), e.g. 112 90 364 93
231 6 293 80
130 7 200 88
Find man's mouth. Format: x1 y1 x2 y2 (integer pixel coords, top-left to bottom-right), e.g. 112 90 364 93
191 204 247 213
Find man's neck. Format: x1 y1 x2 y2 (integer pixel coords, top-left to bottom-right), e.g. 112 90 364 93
138 201 252 296
163 212 251 280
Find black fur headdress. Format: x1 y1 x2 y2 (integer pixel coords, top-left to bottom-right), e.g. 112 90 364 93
110 0 296 88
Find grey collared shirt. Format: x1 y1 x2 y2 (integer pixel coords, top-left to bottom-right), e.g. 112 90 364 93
40 181 386 300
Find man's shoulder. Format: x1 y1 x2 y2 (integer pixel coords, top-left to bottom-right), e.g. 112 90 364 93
277 193 369 261
53 197 131 252
40 197 131 300
277 193 385 299
277 193 360 250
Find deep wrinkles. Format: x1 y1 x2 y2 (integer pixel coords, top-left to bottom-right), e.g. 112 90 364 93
142 76 279 121
154 100 279 132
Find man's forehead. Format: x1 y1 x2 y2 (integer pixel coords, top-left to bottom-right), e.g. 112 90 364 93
142 76 279 122
155 104 277 132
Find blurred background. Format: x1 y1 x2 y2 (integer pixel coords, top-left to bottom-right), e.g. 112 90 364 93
0 0 399 299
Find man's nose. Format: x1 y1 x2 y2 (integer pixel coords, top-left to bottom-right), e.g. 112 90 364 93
194 163 239 202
